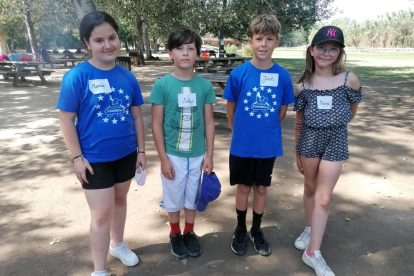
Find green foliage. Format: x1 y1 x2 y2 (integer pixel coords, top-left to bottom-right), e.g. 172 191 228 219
242 45 253 57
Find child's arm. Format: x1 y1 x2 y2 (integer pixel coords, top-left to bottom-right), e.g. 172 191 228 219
226 100 236 131
279 105 288 122
151 104 175 179
203 103 215 174
293 83 304 175
59 110 94 184
131 106 147 170
347 72 361 119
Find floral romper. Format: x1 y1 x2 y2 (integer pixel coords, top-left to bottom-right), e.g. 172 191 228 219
294 72 362 161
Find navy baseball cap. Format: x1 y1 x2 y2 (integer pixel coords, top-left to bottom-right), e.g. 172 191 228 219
311 26 345 47
196 172 221 212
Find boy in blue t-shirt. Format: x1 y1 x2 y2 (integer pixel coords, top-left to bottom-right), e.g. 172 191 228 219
149 27 216 259
223 14 295 256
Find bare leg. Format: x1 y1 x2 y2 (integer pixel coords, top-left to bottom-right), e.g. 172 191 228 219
84 187 115 272
308 160 343 252
252 185 267 213
168 211 180 224
301 156 320 227
184 208 196 224
236 184 252 211
110 179 132 246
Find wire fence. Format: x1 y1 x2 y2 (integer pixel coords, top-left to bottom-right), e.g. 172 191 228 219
347 47 414 53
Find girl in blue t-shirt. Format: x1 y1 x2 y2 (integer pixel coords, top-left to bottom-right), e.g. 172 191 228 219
57 12 146 276
293 26 362 276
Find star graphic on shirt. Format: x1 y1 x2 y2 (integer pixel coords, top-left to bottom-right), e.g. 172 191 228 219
245 106 249 111
127 103 130 107
265 113 269 117
253 87 258 92
95 104 101 109
125 95 130 100
273 101 277 105
250 112 254 116
247 92 252 96
243 99 248 104
267 88 272 93
118 88 124 94
111 87 115 92
121 116 126 121
272 94 276 99
257 114 262 119
112 118 118 124
126 110 129 115
97 111 103 117
97 95 104 101
270 108 275 112
103 118 109 123
260 86 265 90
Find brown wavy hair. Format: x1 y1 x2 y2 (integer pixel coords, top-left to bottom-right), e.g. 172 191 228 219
297 45 347 86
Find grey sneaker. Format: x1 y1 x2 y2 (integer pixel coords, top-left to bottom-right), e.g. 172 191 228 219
91 270 108 276
169 234 188 259
302 249 335 276
295 226 311 250
248 228 270 256
231 226 247 255
183 232 202 257
109 240 139 266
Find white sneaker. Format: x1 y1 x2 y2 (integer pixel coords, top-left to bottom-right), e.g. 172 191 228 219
302 249 335 276
91 270 108 276
294 226 311 250
109 240 139 266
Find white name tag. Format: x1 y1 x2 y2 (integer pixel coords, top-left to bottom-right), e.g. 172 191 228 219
317 96 332 109
260 73 278 87
89 79 112 94
178 93 196 107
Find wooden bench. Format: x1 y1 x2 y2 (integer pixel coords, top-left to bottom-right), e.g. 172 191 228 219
1 69 54 82
208 66 237 74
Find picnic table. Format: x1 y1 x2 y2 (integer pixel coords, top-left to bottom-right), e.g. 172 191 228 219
0 61 54 87
194 57 251 73
154 72 229 96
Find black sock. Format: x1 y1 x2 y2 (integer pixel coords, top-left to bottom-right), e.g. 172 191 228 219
251 210 263 233
236 208 247 232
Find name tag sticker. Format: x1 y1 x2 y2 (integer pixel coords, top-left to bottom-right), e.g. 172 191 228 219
89 79 112 94
178 93 197 107
317 96 332 109
260 73 278 87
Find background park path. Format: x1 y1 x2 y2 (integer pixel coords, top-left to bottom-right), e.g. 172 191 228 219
0 62 413 276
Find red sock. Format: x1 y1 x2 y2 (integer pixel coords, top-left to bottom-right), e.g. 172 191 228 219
184 221 194 234
306 248 315 257
170 222 181 236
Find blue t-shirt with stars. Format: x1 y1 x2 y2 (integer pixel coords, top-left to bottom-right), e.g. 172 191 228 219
223 61 295 158
57 61 144 162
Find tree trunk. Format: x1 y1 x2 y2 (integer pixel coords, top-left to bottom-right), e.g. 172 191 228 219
21 0 37 54
0 25 8 55
218 0 228 53
124 41 129 53
144 23 151 60
134 16 145 65
72 0 97 20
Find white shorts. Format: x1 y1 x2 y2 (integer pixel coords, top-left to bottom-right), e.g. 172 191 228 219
161 153 204 212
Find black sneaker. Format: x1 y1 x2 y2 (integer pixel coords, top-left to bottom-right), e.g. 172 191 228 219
169 234 188 259
183 232 202 257
231 226 247 255
249 228 270 256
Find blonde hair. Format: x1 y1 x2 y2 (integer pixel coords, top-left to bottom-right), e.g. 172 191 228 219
297 46 347 86
250 14 281 38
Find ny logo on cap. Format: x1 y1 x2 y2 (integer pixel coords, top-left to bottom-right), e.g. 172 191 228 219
327 28 336 37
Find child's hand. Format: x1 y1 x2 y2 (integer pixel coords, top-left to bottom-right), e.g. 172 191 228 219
203 156 213 174
136 152 147 170
296 152 304 175
73 157 94 184
294 120 304 132
161 159 175 180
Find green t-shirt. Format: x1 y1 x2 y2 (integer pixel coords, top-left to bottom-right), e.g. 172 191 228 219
149 73 216 157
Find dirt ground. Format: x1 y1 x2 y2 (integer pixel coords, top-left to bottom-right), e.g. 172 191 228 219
1 62 413 276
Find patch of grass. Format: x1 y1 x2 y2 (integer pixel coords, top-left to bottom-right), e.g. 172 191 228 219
272 58 305 73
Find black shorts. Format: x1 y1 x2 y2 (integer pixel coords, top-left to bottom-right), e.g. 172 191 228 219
83 151 137 190
229 154 277 187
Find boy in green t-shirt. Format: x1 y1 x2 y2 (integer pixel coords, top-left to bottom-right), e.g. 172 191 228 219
149 27 216 259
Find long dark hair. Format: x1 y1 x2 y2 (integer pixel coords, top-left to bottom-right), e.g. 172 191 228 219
297 45 347 86
79 11 119 44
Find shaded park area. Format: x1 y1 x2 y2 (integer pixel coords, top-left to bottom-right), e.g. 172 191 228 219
1 51 413 275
